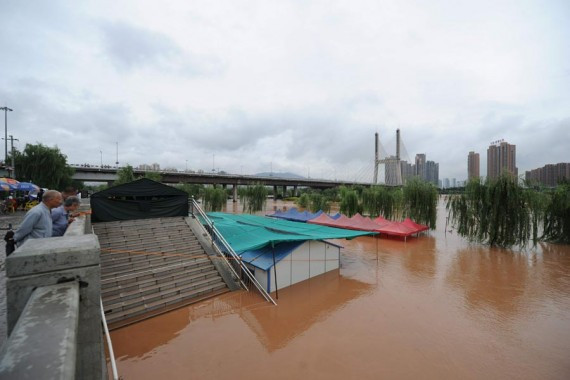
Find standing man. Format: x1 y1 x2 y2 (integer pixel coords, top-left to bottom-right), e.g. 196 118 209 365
13 190 62 246
51 196 81 237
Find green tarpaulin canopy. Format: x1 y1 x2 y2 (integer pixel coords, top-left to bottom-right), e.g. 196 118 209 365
207 212 376 253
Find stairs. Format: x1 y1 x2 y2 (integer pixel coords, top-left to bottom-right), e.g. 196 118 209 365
93 217 229 328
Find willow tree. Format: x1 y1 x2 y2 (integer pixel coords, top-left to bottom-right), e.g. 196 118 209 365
339 186 362 217
13 143 74 189
403 178 438 229
543 181 570 244
203 187 226 212
297 193 310 209
446 175 544 247
240 183 268 213
362 185 403 220
309 192 331 213
175 183 204 199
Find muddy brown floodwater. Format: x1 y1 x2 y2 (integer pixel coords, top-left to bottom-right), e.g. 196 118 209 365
109 198 570 379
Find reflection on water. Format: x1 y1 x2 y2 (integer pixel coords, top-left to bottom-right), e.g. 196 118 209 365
447 247 530 318
111 198 570 380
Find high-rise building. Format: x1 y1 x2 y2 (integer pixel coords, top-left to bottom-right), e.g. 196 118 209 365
467 151 480 180
426 161 439 186
487 141 517 180
525 163 570 187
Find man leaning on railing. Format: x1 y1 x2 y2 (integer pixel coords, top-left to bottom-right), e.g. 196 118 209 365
9 190 63 250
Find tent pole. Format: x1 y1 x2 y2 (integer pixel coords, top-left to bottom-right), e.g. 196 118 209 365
272 243 279 300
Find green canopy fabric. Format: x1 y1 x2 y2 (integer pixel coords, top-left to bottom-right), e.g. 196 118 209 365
207 212 376 253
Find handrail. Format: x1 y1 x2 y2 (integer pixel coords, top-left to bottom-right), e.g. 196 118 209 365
189 215 249 291
189 198 277 305
101 298 119 380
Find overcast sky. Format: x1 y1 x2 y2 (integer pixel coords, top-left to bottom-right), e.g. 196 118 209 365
1 0 569 182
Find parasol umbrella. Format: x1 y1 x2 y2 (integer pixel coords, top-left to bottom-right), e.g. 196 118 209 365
17 182 40 192
0 180 17 191
0 177 19 185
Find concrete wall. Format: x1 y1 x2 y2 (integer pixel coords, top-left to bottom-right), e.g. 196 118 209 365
0 212 104 379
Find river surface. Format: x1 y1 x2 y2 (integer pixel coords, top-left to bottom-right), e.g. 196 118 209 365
109 198 570 379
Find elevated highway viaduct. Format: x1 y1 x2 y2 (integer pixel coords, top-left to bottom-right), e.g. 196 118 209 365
71 165 370 199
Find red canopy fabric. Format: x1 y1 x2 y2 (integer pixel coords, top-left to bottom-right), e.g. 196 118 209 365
373 216 390 227
309 213 427 238
308 213 338 227
401 218 429 233
376 221 417 237
350 214 386 231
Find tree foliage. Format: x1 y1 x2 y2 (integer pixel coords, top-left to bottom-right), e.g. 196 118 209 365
175 183 203 199
339 187 362 217
402 178 438 229
239 183 268 213
445 174 568 247
144 171 162 182
114 165 136 185
309 193 331 213
362 186 403 220
203 186 226 212
13 143 74 189
297 193 310 209
542 181 570 244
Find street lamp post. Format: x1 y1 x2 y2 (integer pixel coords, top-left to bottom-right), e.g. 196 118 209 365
100 150 103 168
0 106 13 164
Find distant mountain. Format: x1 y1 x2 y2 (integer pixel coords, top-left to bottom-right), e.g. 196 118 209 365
254 171 305 179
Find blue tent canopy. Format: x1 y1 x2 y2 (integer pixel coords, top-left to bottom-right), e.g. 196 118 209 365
268 208 331 222
240 241 305 270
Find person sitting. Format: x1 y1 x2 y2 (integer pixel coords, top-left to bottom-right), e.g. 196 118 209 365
51 196 81 237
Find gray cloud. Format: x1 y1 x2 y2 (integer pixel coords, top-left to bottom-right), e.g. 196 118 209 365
99 21 225 76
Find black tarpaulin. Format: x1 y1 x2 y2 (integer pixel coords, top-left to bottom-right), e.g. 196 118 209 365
91 178 189 222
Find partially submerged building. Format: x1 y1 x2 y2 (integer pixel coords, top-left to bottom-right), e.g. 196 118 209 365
207 212 374 293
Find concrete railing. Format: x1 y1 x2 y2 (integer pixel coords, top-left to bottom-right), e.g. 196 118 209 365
0 211 105 379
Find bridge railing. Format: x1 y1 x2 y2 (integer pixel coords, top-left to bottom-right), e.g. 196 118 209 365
189 198 277 305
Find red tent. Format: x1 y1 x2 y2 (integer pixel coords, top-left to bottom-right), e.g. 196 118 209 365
350 214 386 231
373 216 390 227
401 218 429 233
308 213 338 227
376 221 417 237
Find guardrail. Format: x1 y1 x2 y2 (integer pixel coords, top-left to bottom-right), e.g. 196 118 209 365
189 198 277 305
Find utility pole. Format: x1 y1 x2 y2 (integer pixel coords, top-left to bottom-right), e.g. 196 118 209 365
9 135 18 179
115 142 119 167
100 149 103 168
0 106 13 164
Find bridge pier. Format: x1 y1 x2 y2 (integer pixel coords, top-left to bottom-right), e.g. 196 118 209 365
273 185 278 199
293 185 298 197
232 184 237 202
282 185 287 198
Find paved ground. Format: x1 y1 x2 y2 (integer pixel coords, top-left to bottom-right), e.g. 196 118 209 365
0 211 27 346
